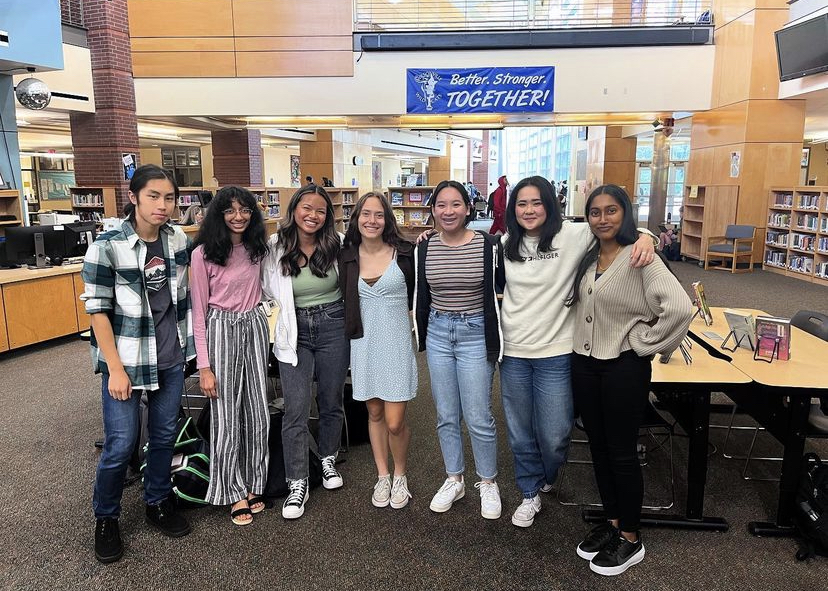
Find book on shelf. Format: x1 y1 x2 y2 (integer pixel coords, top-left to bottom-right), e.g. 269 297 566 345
773 192 793 207
393 209 405 225
722 309 755 350
691 281 713 326
409 192 423 203
409 211 423 224
754 316 791 361
390 192 404 206
423 213 432 226
423 191 433 206
765 250 786 267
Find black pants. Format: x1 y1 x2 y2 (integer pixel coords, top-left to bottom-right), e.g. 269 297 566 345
571 350 651 532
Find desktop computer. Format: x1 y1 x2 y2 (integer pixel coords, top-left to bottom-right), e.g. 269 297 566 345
3 222 96 268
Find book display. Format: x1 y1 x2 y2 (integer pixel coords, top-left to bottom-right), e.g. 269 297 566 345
70 187 117 225
384 186 435 239
764 187 828 286
754 316 791 362
721 309 755 351
326 188 359 233
691 281 713 326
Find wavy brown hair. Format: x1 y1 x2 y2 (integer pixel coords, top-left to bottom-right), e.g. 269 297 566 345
278 184 340 277
343 191 403 249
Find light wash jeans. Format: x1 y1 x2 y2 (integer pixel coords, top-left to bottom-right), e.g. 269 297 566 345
426 309 497 480
500 354 574 498
93 364 185 518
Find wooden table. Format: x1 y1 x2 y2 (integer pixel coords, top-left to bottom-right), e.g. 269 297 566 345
582 347 751 532
0 263 87 352
689 307 828 536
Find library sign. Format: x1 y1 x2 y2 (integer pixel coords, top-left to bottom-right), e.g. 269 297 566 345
406 67 555 114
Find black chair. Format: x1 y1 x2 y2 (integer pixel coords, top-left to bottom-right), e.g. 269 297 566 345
556 399 675 511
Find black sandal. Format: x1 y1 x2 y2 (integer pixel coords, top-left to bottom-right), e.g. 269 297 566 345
231 506 253 526
248 495 266 515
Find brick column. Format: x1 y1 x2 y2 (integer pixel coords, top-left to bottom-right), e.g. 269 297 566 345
211 130 263 187
69 0 139 216
472 132 490 190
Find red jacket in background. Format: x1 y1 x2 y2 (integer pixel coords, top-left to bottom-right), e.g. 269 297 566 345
489 175 508 234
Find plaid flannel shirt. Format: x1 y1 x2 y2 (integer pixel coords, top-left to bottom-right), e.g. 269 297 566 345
80 219 195 391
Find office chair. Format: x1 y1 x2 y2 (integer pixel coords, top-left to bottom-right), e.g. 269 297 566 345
724 310 828 481
556 399 676 511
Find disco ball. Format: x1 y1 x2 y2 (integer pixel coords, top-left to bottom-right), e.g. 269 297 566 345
15 78 51 110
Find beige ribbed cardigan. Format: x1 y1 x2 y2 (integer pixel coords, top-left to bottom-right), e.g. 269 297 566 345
572 246 694 360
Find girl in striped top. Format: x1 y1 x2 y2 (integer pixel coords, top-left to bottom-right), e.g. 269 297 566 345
413 180 505 520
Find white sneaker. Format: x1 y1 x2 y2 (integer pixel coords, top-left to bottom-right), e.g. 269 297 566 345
282 478 308 519
372 475 392 508
321 455 343 490
429 478 465 513
390 475 412 509
511 495 542 527
475 481 502 520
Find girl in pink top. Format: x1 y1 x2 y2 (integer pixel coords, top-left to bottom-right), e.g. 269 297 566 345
191 186 271 526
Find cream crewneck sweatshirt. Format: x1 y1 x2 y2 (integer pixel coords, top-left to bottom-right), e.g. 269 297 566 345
501 221 593 359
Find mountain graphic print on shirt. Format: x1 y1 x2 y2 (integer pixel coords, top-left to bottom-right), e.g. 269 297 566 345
145 255 167 293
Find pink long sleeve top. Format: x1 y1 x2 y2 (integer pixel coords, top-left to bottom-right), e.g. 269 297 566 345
191 243 263 369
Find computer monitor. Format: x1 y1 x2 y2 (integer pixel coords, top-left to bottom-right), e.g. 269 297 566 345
197 190 213 208
4 225 65 267
62 221 96 257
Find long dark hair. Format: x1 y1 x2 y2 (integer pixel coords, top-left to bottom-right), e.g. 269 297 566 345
566 184 639 307
192 186 269 266
431 180 474 226
278 184 340 277
123 164 178 221
343 191 402 249
503 175 563 262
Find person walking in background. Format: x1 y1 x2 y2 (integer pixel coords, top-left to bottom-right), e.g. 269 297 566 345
498 176 655 529
82 164 195 563
261 184 348 520
339 192 417 510
191 186 271 526
489 175 508 235
567 184 693 576
415 180 505 520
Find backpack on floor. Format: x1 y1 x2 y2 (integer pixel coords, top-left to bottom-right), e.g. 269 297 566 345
794 453 828 561
141 413 211 507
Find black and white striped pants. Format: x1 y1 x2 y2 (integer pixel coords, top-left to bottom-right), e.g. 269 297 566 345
204 307 270 506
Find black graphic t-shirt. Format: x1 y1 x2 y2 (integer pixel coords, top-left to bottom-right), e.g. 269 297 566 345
145 238 184 370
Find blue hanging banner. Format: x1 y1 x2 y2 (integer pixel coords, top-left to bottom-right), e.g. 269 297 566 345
406 67 555 114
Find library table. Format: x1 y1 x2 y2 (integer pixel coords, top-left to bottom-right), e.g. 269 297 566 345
688 307 828 536
583 347 751 532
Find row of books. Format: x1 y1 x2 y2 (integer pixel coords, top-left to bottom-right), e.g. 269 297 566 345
391 209 432 226
822 218 828 233
73 192 104 207
390 191 434 207
791 233 816 252
819 236 828 253
797 194 820 210
342 193 355 205
817 261 828 279
795 213 819 231
76 211 104 223
342 205 353 220
765 250 786 267
765 230 788 247
178 194 198 206
789 255 813 274
768 212 790 228
772 192 793 207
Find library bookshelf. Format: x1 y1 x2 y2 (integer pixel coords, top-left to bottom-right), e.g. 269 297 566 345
326 187 359 233
70 187 117 225
679 185 738 262
0 189 24 237
764 186 828 286
386 186 434 239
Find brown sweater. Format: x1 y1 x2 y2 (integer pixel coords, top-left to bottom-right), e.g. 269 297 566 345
572 246 694 360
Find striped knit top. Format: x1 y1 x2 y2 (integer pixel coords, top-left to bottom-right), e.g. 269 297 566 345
425 232 485 313
572 245 694 360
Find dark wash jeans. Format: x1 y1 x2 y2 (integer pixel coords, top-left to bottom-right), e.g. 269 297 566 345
93 364 185 518
278 300 349 481
571 350 650 532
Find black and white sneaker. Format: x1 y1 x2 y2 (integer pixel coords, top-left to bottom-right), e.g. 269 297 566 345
589 533 645 576
282 478 309 519
321 455 343 489
576 521 618 560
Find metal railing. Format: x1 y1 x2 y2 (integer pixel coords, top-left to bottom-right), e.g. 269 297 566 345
354 0 712 31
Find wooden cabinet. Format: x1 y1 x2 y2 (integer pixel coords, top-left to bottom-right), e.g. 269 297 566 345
680 185 738 262
73 273 90 331
0 288 8 353
70 186 118 224
0 189 24 238
764 186 828 286
3 274 79 349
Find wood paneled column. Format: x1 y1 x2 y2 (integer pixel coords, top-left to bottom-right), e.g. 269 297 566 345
299 130 372 190
585 126 636 195
687 1 806 245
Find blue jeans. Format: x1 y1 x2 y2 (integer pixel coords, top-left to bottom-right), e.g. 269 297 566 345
279 300 349 481
426 310 497 480
93 364 185 518
500 354 574 498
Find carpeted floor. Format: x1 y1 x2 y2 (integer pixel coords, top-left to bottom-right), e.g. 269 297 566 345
0 265 825 590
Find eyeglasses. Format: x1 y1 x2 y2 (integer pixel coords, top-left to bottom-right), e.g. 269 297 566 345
223 208 253 217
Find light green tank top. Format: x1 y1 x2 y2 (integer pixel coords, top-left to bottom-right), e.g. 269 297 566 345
292 266 341 308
